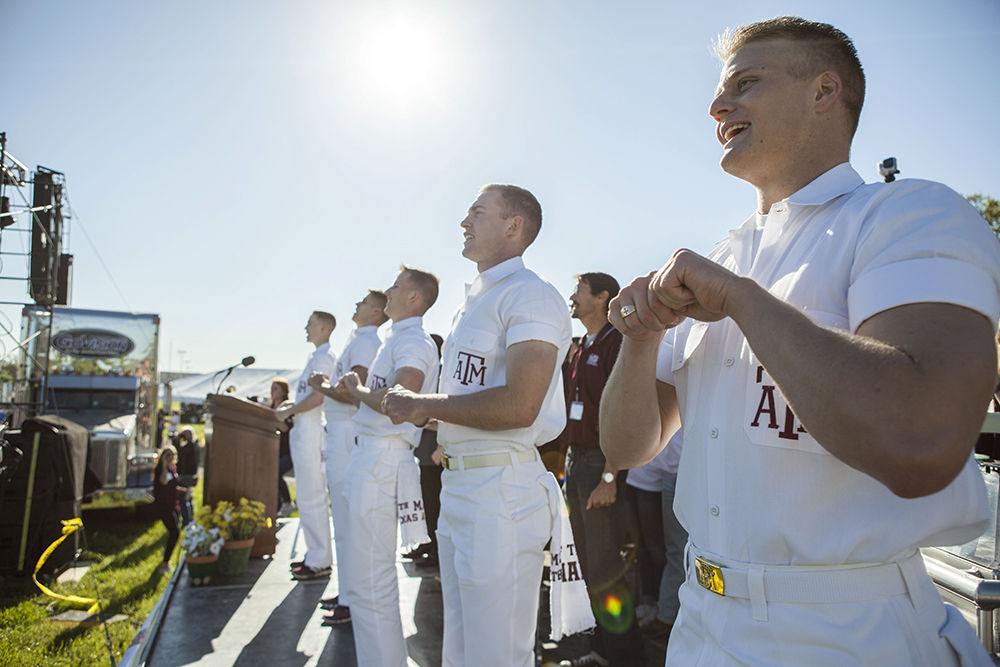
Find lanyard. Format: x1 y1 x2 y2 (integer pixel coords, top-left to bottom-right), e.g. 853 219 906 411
570 324 615 402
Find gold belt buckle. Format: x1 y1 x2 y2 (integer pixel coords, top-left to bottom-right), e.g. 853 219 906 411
441 454 457 471
694 556 725 596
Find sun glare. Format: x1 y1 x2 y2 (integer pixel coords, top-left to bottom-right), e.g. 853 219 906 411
345 9 455 116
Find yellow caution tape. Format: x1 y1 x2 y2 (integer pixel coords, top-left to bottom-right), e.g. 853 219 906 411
33 518 100 614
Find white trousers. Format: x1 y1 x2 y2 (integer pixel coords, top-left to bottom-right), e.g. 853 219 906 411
666 545 991 666
289 416 331 569
437 456 551 667
324 417 354 604
343 435 412 667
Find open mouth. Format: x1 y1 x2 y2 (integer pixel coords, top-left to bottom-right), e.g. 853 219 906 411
722 122 750 144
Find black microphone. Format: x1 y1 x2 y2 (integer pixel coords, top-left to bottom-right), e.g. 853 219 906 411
215 355 256 394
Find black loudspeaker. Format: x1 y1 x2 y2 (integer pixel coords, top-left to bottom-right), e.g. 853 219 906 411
29 172 61 306
0 416 91 577
56 253 72 305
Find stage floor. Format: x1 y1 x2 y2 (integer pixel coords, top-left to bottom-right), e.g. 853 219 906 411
147 518 666 666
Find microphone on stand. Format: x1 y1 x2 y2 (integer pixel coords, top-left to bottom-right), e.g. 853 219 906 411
214 355 256 394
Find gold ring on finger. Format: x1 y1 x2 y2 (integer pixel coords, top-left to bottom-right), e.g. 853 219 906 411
620 304 637 318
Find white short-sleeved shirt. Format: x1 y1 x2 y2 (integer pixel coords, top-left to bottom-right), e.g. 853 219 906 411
626 430 684 492
658 163 1000 566
438 256 572 453
324 325 382 424
295 342 337 428
352 317 440 446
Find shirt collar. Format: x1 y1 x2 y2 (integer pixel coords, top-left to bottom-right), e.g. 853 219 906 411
389 316 422 334
466 256 524 297
315 342 330 354
731 162 865 236
785 162 864 207
355 325 378 336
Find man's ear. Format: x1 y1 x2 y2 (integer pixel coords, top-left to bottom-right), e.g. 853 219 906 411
596 290 611 309
813 70 842 113
505 215 524 239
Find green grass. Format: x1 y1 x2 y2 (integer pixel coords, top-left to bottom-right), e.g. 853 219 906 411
0 510 179 666
0 434 206 666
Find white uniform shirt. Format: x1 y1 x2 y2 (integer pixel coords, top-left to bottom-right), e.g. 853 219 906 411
438 256 572 453
658 163 1000 566
352 317 439 446
295 342 336 429
324 325 382 424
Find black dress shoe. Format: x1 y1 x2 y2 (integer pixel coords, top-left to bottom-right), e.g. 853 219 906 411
401 544 428 560
292 565 331 580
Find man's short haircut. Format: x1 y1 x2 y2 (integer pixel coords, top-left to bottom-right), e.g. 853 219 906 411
271 377 290 401
399 265 439 312
367 289 388 311
480 184 543 249
577 272 621 314
365 289 390 324
714 16 865 136
311 310 336 331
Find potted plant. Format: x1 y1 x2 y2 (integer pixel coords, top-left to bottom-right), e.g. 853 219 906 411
181 519 225 586
213 498 271 577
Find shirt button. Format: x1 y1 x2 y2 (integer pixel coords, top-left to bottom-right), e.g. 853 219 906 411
710 506 720 516
710 428 719 439
724 357 735 367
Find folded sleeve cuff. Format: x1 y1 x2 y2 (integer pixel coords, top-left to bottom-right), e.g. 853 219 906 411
507 322 564 348
848 257 1000 332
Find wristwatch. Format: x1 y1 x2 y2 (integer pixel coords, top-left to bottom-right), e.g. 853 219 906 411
601 471 615 484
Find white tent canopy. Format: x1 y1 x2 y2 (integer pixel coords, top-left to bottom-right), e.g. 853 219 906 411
167 368 304 404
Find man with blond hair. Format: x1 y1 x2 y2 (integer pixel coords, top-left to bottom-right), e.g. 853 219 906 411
602 17 1000 665
339 267 440 667
308 289 388 625
277 310 336 581
384 185 573 667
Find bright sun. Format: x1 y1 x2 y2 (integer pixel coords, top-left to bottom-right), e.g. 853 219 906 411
345 8 455 116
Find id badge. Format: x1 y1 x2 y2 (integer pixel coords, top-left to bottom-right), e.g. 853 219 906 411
569 401 584 421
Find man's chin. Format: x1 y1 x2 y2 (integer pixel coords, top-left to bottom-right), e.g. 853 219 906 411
719 150 752 179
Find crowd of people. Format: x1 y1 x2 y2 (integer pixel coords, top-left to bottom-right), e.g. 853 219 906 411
172 15 1000 667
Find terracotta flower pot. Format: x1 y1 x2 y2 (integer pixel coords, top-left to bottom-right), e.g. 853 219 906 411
185 553 219 586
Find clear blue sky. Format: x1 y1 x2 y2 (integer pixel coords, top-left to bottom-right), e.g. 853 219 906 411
1 1 997 374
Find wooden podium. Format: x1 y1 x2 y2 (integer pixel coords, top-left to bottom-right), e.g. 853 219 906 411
204 394 280 557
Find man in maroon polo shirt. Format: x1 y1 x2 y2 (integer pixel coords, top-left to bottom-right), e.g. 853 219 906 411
562 272 645 666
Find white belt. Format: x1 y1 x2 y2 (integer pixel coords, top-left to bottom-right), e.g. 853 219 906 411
688 544 925 620
356 434 410 450
441 449 537 471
